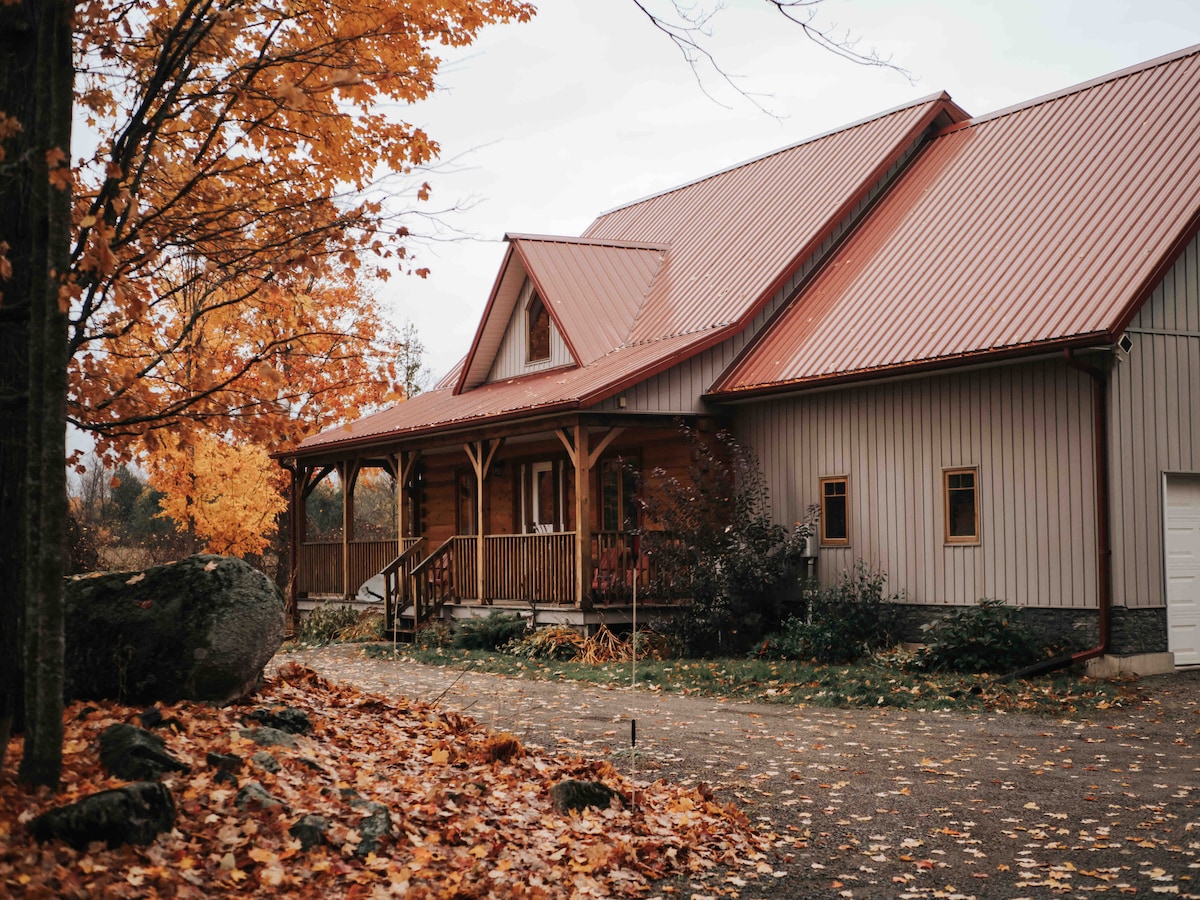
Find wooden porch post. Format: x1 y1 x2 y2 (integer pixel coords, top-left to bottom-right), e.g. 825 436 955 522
391 450 420 543
557 425 623 609
339 460 361 599
573 425 592 609
464 439 501 603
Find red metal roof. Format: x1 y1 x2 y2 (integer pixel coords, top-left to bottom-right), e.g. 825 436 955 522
584 95 964 345
291 95 966 456
712 45 1200 398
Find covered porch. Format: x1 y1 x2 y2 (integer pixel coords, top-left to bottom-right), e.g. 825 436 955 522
281 412 706 635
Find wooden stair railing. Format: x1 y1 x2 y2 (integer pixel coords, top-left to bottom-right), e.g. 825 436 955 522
400 536 457 639
383 538 426 639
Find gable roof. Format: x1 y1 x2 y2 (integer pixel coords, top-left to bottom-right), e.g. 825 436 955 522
711 45 1200 398
457 235 667 391
290 94 966 455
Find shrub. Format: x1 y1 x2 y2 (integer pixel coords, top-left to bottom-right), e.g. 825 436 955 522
637 427 806 656
453 612 528 651
297 603 361 645
913 598 1043 674
759 562 900 664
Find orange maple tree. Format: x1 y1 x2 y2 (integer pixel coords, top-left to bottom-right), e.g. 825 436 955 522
61 0 533 548
146 431 288 557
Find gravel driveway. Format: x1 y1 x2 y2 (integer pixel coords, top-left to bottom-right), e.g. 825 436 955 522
276 645 1200 899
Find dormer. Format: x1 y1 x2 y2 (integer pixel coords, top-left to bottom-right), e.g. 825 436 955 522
486 279 572 381
456 234 666 393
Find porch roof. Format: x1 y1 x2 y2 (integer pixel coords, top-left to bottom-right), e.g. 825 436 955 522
710 44 1200 398
289 331 703 456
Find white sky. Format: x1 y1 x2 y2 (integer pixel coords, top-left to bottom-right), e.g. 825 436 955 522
382 0 1200 382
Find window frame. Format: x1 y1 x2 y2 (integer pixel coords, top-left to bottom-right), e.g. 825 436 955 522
598 455 639 533
943 466 980 545
526 291 551 363
819 475 850 547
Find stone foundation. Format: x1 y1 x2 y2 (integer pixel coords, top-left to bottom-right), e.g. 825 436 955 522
890 603 1168 657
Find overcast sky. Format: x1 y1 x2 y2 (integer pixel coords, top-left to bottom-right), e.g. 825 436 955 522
380 0 1200 380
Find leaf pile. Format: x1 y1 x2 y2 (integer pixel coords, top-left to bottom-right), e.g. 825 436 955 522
2 663 770 898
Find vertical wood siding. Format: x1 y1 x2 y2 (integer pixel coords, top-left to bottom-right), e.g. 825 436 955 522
1109 232 1200 609
486 282 572 381
735 360 1099 608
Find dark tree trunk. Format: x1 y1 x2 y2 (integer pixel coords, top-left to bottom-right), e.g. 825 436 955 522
0 0 74 788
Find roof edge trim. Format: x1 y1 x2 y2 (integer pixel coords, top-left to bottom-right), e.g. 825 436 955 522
591 91 961 219
941 42 1200 135
706 334 1113 402
505 233 669 252
455 244 522 394
509 241 585 367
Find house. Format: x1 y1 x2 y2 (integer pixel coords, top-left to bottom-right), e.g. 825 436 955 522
276 46 1200 672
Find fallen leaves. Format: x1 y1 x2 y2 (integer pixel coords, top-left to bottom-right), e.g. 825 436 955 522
1 663 772 899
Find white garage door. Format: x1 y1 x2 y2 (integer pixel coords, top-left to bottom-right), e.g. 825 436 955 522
1165 474 1200 667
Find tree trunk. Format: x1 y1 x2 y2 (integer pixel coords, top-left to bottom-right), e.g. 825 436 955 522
0 0 74 788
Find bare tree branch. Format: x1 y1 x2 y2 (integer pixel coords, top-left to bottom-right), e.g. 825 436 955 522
630 0 910 114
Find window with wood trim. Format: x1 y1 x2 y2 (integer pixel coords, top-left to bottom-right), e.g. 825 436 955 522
944 467 979 544
600 457 639 533
455 470 477 536
820 476 849 546
527 291 550 362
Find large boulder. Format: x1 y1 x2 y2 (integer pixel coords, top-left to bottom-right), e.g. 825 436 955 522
64 555 284 705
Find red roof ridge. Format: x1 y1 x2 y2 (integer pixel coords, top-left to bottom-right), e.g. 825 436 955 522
590 91 960 221
942 42 1200 134
504 233 669 252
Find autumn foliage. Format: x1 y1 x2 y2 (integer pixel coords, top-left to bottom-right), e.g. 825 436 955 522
61 0 534 550
1 664 769 898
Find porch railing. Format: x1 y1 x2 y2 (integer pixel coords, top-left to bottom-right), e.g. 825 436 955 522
407 537 457 631
482 532 575 603
298 539 413 597
592 530 688 603
298 532 685 606
382 538 426 634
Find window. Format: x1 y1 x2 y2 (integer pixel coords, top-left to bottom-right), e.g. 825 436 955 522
520 460 563 532
820 476 849 545
527 291 550 362
944 467 979 544
600 457 638 532
455 470 477 536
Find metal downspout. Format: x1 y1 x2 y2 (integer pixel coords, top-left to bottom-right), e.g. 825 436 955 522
994 350 1113 684
1064 349 1112 665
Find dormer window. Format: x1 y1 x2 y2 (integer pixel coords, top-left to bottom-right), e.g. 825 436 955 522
527 291 550 362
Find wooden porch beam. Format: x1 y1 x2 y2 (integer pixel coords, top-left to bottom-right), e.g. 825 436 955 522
390 450 421 542
301 464 335 500
280 412 706 468
587 427 624 468
555 428 577 466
